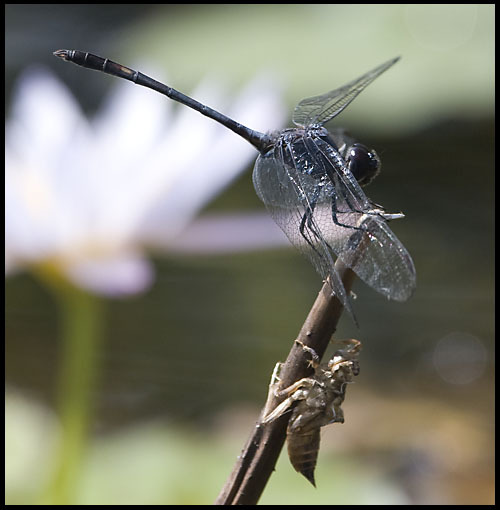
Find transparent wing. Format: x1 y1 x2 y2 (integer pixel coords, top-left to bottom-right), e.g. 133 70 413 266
252 132 416 313
339 214 416 302
292 57 400 127
306 135 416 301
253 140 356 318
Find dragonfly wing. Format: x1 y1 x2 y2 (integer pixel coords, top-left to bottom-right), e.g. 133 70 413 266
292 57 400 127
252 130 415 318
306 134 416 301
302 192 415 302
338 215 416 301
252 143 355 317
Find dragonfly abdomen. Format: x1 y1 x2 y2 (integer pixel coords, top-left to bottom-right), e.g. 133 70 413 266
286 427 321 487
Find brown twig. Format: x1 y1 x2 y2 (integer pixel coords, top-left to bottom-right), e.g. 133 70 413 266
214 259 356 505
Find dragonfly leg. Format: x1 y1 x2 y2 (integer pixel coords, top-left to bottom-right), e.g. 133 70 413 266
261 361 283 420
299 204 319 249
334 179 386 226
295 340 320 368
329 186 366 233
262 373 318 424
299 186 336 255
298 188 352 308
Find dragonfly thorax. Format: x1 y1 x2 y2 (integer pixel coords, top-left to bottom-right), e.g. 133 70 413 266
273 126 346 180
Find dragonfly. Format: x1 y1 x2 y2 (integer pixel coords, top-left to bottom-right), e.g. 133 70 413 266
54 50 416 320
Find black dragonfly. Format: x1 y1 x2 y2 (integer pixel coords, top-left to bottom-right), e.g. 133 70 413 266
54 50 416 320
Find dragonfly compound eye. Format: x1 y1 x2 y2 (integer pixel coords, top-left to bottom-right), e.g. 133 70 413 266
347 143 381 187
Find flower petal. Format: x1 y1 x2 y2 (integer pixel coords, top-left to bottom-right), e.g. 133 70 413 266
63 252 154 297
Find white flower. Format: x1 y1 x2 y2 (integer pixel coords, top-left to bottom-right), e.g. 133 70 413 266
5 66 286 296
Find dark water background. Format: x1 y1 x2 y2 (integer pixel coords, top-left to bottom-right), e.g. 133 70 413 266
5 4 494 505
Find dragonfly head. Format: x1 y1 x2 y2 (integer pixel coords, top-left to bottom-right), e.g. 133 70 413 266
346 143 381 187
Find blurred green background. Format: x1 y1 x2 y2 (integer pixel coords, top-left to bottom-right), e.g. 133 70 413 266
5 4 494 505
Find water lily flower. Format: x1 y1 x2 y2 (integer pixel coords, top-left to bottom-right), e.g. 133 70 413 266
5 65 286 295
5 64 286 504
